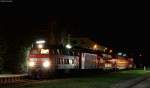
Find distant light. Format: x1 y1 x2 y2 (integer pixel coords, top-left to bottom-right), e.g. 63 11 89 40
118 52 122 55
109 49 113 53
36 40 46 44
38 44 43 49
139 54 142 56
123 53 127 56
66 44 72 49
93 44 97 50
104 48 108 52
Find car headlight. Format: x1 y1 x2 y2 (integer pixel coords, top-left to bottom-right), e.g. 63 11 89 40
43 61 50 68
29 61 35 67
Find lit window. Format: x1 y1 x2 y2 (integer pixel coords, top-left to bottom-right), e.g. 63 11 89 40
118 52 122 55
41 49 49 54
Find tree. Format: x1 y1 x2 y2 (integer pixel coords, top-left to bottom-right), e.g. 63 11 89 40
0 31 7 73
0 16 34 73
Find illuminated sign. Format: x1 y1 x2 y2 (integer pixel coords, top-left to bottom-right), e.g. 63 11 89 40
41 49 49 54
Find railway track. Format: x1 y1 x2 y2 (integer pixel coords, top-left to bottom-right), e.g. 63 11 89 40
0 74 51 88
0 79 44 88
0 74 29 87
127 77 150 88
111 74 150 88
0 74 27 83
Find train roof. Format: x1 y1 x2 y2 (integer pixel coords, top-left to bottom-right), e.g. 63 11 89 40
47 45 105 54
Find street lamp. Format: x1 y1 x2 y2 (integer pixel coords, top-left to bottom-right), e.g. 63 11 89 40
65 34 72 49
65 44 72 49
93 44 97 50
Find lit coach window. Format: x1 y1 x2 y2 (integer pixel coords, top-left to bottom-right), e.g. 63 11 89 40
41 49 49 54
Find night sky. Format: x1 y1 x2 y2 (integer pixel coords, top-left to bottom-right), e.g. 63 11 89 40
0 16 146 49
57 16 146 49
0 15 146 51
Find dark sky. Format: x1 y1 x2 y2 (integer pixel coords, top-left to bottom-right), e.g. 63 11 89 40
0 16 146 49
62 16 146 49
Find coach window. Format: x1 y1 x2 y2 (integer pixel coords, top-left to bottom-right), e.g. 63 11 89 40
72 59 74 64
52 49 55 55
57 58 60 64
59 58 62 64
64 59 67 64
57 49 60 55
54 49 58 55
67 59 69 64
64 59 66 64
59 49 63 55
64 59 69 64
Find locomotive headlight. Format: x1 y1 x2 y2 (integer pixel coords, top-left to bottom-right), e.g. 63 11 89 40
29 61 35 67
43 61 50 68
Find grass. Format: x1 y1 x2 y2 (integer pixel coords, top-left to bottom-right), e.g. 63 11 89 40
21 69 150 88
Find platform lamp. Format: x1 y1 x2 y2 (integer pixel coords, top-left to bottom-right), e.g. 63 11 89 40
65 34 72 49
